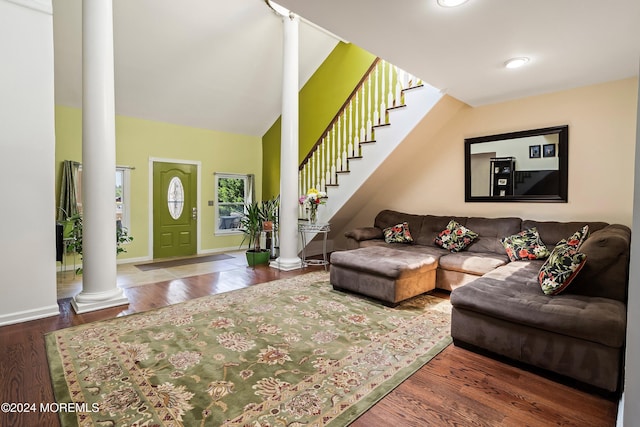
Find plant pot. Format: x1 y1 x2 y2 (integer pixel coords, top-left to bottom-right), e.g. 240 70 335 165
245 249 271 267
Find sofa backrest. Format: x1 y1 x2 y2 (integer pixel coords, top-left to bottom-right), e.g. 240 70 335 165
465 217 522 254
522 220 609 248
374 210 428 243
416 215 467 246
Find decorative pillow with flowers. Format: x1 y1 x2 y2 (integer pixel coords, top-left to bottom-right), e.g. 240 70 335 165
501 227 550 261
555 224 589 251
383 222 414 244
538 225 590 295
434 219 478 252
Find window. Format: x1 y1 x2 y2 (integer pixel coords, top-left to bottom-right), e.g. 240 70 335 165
74 164 132 229
215 173 253 234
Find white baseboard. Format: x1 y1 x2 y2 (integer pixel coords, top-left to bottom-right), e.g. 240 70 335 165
617 392 624 427
0 304 60 327
198 246 244 256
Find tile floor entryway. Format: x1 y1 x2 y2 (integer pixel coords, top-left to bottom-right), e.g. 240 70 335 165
56 251 250 299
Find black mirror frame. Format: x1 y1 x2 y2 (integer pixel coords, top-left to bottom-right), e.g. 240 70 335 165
464 125 568 203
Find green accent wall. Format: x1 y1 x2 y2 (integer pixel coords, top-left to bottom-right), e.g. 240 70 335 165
262 42 376 198
55 106 263 261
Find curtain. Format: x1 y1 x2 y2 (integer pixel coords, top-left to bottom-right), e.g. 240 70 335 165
247 174 255 203
57 160 79 221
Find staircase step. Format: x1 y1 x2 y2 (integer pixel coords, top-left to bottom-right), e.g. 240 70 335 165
372 123 391 130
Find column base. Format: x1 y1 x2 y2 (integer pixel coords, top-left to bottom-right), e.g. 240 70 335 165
71 288 129 314
270 257 302 271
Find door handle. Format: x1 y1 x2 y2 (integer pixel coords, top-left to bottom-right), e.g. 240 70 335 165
192 207 197 220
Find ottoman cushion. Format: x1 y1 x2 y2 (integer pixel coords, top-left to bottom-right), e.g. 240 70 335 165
330 247 438 304
330 246 437 278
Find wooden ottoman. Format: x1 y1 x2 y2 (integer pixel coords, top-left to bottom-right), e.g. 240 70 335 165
329 246 437 305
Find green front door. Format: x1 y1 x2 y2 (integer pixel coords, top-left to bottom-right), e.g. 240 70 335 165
153 162 197 259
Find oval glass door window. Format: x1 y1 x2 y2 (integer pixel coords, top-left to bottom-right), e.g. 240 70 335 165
167 176 184 219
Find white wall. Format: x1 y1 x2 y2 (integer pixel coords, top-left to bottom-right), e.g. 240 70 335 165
623 62 640 426
0 0 59 325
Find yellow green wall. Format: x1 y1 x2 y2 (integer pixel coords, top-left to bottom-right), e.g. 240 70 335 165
55 106 262 261
262 42 376 198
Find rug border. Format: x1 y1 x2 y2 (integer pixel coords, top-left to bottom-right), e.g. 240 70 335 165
328 335 452 426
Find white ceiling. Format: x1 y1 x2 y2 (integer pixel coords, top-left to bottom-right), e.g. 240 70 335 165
53 0 640 137
276 0 640 106
52 0 338 136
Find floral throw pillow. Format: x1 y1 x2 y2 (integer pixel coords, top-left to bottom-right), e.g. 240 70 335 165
383 222 414 244
501 227 550 261
434 219 478 252
555 224 589 251
538 245 587 295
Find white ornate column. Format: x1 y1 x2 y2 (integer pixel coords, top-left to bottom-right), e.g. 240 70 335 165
72 0 128 313
271 11 302 270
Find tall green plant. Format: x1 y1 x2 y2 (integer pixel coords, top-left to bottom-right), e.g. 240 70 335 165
62 214 134 274
239 201 263 253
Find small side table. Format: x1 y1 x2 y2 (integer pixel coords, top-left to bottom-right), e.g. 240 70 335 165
299 222 330 270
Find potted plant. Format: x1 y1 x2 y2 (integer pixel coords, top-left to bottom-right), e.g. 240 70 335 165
62 213 134 274
260 196 280 258
239 201 271 266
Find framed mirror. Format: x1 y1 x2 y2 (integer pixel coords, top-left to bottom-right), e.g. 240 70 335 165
465 125 568 202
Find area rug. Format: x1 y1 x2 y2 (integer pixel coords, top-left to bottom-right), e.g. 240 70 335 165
135 253 233 271
46 271 451 426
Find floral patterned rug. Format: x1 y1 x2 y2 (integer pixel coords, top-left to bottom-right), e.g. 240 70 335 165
46 271 451 426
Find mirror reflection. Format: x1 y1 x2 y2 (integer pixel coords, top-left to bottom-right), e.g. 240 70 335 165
465 126 568 202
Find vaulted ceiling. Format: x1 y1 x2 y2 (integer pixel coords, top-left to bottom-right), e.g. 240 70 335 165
52 0 640 137
52 0 338 136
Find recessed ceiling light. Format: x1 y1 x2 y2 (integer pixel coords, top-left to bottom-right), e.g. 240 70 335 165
504 57 530 69
437 0 469 7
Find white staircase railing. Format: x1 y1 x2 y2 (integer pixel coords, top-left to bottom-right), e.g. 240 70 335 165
298 58 423 219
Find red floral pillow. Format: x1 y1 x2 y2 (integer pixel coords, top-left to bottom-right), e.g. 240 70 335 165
538 225 590 295
383 222 413 244
434 220 478 252
501 227 550 261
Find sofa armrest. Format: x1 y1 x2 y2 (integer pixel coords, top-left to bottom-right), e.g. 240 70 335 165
568 224 631 302
345 227 384 241
344 227 384 250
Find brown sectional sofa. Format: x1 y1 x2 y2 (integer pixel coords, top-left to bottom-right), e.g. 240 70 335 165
334 209 630 392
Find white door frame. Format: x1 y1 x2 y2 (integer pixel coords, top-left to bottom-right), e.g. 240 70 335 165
148 157 202 258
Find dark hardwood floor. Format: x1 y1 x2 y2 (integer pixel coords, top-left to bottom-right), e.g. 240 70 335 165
0 264 617 427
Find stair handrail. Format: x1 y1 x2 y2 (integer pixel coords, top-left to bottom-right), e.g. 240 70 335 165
299 58 380 170
298 58 422 205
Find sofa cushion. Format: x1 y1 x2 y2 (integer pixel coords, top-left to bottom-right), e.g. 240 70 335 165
501 227 550 261
538 245 587 295
439 252 509 276
435 220 478 252
465 217 522 254
383 222 413 244
450 261 627 348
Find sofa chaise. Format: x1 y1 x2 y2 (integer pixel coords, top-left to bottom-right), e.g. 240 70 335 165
332 209 630 392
